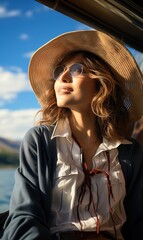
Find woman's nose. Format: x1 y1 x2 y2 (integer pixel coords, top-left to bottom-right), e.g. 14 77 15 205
59 69 72 82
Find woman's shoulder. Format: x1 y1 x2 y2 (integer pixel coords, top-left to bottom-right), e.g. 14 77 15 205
20 125 55 149
118 138 143 185
23 125 54 139
118 138 143 164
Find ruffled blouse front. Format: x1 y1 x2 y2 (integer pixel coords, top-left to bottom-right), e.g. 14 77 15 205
50 118 132 239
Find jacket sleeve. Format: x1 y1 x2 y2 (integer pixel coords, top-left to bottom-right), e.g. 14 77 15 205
1 126 53 240
121 140 143 240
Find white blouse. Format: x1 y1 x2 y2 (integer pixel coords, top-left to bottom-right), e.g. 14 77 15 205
50 118 132 239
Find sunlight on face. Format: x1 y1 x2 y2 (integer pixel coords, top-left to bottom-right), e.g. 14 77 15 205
54 53 96 112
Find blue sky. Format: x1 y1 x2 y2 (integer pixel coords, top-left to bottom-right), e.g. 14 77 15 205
0 0 143 140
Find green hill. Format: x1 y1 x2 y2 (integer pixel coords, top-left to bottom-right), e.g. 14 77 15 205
0 137 21 167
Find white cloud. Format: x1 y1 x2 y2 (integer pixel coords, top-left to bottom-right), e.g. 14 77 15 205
0 66 31 105
24 5 50 18
0 4 50 19
134 52 143 72
0 109 39 140
23 51 34 59
0 6 21 18
76 23 94 30
25 10 33 17
19 33 29 40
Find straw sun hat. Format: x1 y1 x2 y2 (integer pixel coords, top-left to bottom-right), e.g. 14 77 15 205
29 30 143 127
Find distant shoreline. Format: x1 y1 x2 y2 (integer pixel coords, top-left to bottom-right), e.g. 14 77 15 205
0 165 18 169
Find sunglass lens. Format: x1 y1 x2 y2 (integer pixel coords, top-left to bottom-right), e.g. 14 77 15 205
53 65 64 80
70 64 83 77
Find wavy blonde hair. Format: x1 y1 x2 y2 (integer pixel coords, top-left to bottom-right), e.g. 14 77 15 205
36 51 129 140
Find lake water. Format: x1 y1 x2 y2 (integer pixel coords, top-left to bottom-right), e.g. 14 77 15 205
0 168 16 212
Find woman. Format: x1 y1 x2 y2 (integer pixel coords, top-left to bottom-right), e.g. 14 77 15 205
1 30 143 240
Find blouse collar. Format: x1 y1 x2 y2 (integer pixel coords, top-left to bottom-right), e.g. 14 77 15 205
51 118 132 151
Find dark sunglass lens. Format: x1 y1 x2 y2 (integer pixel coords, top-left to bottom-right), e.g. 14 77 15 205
70 64 83 77
53 65 64 80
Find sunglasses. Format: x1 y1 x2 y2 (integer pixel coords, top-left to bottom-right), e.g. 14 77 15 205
53 63 87 81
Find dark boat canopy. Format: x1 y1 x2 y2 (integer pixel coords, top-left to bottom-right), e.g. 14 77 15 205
36 0 143 52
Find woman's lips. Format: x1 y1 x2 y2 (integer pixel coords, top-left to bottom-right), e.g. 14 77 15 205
58 87 73 94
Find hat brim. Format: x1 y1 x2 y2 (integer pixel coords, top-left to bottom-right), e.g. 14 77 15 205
29 30 143 124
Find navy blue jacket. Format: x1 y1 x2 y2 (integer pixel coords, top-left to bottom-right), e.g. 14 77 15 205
1 125 143 240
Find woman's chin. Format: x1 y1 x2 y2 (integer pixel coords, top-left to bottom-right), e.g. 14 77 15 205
57 102 68 108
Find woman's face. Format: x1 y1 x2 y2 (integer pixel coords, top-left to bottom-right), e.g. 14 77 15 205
54 53 96 112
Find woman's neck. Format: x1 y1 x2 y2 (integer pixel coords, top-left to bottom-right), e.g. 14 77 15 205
68 110 101 169
69 110 101 149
